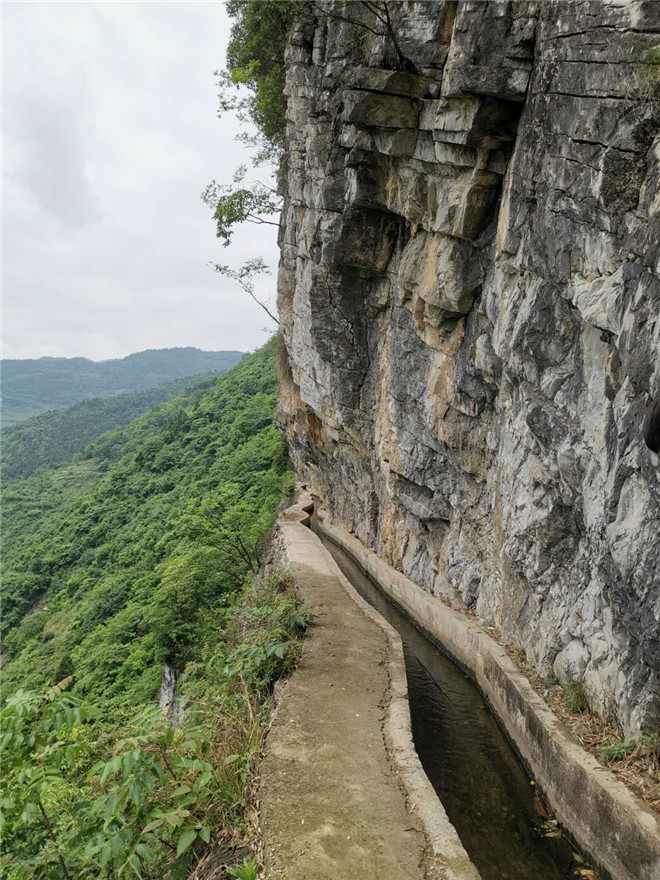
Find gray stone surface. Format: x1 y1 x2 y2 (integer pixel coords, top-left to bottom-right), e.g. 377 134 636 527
277 0 660 737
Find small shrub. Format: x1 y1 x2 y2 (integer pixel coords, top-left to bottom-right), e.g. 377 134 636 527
601 740 631 763
228 858 258 880
563 681 589 713
627 45 660 110
601 733 659 764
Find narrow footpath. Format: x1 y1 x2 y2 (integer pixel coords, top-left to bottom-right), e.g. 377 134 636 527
259 494 477 880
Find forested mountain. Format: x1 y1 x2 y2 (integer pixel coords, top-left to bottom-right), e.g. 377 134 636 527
1 347 243 425
1 374 221 482
1 340 287 701
1 340 304 878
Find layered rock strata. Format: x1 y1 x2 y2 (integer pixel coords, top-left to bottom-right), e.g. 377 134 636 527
277 0 660 736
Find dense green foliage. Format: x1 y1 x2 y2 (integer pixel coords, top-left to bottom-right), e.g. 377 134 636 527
2 342 289 700
222 0 298 158
1 374 225 483
1 573 309 879
1 340 302 877
2 347 243 426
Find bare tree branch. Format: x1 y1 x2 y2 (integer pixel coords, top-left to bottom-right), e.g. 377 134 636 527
311 1 383 38
212 259 280 327
311 1 416 72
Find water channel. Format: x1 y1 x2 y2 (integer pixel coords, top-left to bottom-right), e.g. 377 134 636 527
311 515 595 880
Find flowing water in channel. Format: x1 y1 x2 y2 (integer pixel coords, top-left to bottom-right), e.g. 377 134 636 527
311 519 593 880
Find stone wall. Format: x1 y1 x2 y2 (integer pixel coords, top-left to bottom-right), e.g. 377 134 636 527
276 0 660 737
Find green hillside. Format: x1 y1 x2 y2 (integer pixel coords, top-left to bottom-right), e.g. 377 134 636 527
1 374 222 483
1 347 244 426
1 340 287 699
1 340 304 878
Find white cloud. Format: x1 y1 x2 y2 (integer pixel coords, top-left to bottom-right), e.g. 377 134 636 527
2 1 280 359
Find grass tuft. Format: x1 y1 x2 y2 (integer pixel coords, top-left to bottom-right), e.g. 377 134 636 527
563 681 589 714
601 733 659 765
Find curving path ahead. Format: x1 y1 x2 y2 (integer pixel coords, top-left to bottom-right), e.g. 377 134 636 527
259 493 478 880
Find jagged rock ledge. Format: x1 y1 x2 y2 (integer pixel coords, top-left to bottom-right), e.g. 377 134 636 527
277 0 660 739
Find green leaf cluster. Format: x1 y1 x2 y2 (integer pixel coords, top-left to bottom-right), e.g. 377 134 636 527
202 168 280 247
220 0 298 158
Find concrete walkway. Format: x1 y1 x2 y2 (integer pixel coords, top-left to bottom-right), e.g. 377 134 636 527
259 495 477 880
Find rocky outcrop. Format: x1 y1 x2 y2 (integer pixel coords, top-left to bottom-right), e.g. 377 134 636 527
276 0 660 737
158 665 181 725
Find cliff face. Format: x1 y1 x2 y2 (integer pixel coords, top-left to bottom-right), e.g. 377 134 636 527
276 0 660 737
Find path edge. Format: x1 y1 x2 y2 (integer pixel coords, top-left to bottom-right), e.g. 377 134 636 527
280 491 481 880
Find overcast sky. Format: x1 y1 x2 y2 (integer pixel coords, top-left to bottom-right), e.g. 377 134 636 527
2 1 280 360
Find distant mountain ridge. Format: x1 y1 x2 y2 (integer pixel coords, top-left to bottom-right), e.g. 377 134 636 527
1 374 220 482
1 347 244 425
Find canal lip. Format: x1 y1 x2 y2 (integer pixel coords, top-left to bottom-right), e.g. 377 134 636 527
312 503 660 880
290 491 482 879
315 517 593 879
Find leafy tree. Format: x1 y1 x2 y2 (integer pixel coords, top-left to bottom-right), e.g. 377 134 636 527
202 165 280 247
206 2 415 323
218 1 414 162
204 1 301 323
184 489 262 577
220 0 298 160
146 548 233 666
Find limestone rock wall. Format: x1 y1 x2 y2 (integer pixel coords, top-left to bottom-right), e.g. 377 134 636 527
276 0 660 736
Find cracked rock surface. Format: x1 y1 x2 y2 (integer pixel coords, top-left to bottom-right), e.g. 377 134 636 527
277 0 660 737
